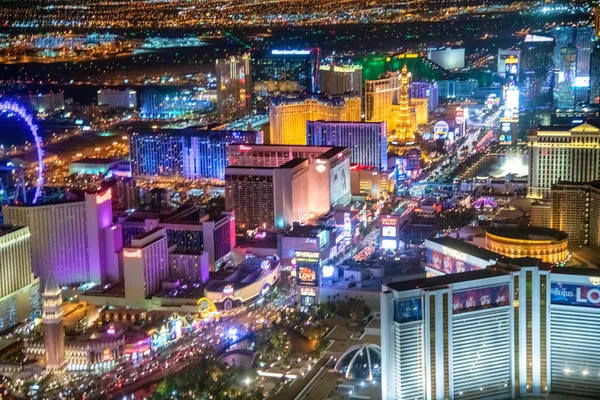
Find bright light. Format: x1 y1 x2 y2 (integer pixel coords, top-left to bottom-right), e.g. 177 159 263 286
0 101 44 203
322 265 335 278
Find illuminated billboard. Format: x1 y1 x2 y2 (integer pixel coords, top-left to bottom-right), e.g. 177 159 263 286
382 226 397 238
427 250 478 274
505 87 519 110
271 49 311 56
381 239 397 250
394 298 422 323
380 216 399 226
295 251 320 286
452 285 510 314
550 283 600 308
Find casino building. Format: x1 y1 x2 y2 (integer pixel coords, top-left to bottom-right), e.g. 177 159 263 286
381 264 600 400
383 227 600 400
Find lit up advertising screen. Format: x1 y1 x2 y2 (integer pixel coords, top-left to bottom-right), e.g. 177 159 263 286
382 226 397 238
427 249 478 275
501 122 511 133
550 283 600 308
295 251 320 286
381 239 397 250
452 285 510 314
394 298 422 323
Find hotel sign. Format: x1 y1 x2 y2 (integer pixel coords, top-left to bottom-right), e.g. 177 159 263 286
551 283 600 308
295 251 320 262
442 246 468 262
380 217 398 227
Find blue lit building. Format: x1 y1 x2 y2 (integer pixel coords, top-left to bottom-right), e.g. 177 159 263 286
140 88 213 119
130 128 260 180
306 121 387 171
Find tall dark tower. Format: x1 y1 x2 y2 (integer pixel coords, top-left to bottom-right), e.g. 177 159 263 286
42 274 66 371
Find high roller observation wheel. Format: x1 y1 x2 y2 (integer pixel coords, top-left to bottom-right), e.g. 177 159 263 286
0 101 44 203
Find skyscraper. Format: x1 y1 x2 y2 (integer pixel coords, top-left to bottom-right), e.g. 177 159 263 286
42 274 66 371
527 122 600 199
252 49 320 111
216 54 252 120
129 128 260 180
2 189 118 287
0 226 39 330
318 63 362 98
225 159 311 229
123 228 169 306
306 120 388 171
392 65 413 142
365 72 400 132
519 34 555 109
555 47 577 109
591 43 600 104
226 145 351 228
268 95 361 145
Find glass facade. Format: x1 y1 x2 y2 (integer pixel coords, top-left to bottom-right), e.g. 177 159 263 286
130 129 259 180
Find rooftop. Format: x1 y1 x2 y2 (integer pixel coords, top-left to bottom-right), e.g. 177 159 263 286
486 227 568 242
427 236 501 261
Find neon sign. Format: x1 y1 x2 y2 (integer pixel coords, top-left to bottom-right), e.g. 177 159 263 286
295 251 320 261
96 188 112 205
442 246 468 262
380 217 398 226
124 249 142 258
271 49 311 55
298 267 316 283
239 145 252 151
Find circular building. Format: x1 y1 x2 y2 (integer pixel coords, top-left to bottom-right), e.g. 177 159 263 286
334 344 381 381
485 227 568 264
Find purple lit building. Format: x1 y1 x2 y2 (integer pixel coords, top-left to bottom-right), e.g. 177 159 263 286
2 189 122 287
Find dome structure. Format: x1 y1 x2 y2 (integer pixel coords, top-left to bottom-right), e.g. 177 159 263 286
334 344 382 381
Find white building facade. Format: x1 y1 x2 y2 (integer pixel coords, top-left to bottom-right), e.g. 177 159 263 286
381 265 600 400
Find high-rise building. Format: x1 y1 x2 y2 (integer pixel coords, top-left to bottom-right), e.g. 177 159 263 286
497 49 521 78
227 145 351 228
318 63 362 98
215 54 252 120
139 88 214 119
118 209 236 269
42 275 66 371
391 65 413 142
527 122 600 199
575 26 594 80
225 159 310 229
0 226 39 330
552 26 594 105
381 263 600 399
555 47 578 110
269 95 361 145
123 228 169 306
410 82 438 112
365 72 400 131
591 43 600 104
252 49 319 110
519 34 555 109
2 189 119 287
306 121 388 171
130 128 260 180
549 181 600 250
552 26 575 69
97 89 137 109
26 92 65 113
550 182 591 246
